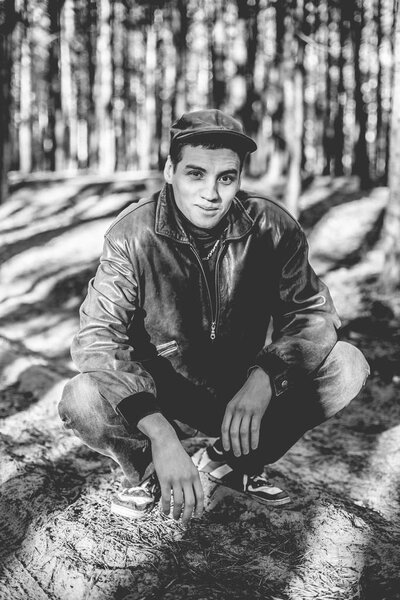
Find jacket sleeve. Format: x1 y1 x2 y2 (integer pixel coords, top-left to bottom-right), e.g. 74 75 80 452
71 234 161 429
254 221 341 396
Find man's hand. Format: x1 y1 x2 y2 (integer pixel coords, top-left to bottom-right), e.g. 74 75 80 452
221 368 272 457
137 413 204 524
152 435 204 524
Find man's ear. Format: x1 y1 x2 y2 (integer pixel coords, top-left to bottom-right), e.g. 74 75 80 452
164 156 173 184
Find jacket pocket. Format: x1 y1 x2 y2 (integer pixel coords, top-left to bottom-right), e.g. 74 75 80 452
156 340 179 358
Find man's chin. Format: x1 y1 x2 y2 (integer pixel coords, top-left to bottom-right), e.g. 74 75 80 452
192 210 225 229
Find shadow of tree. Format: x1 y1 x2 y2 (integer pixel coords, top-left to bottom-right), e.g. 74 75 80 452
299 184 367 233
1 185 145 263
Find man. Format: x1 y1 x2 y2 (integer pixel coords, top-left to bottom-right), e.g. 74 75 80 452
59 109 370 525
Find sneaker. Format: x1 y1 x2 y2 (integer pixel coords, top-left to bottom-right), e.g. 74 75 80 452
195 439 291 506
111 472 161 519
195 438 225 473
244 473 291 506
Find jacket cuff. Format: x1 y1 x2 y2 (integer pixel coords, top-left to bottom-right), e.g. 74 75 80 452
116 392 162 431
251 352 291 397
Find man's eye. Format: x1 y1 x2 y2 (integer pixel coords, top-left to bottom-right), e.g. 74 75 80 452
219 175 234 184
188 171 203 178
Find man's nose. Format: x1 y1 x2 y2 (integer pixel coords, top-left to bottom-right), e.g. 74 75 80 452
201 179 219 201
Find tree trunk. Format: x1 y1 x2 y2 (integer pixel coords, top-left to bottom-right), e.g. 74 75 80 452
19 2 32 173
352 0 371 189
85 0 97 168
266 0 286 183
284 3 305 218
171 0 188 120
380 2 400 291
0 0 15 204
375 0 384 182
60 0 77 170
333 3 346 176
284 63 304 218
210 6 226 110
322 0 333 176
95 0 115 172
237 0 260 143
45 0 62 171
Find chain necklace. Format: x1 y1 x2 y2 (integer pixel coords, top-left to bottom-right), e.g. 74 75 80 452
202 239 220 261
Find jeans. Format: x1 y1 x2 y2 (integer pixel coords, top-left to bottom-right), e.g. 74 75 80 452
58 341 370 485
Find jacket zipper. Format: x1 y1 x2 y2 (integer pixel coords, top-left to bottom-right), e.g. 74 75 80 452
189 242 224 341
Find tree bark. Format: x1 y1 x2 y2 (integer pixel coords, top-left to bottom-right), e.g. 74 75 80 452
45 0 62 171
87 0 98 168
322 0 333 176
95 0 115 172
352 0 371 189
0 0 15 204
380 1 400 291
333 2 346 176
19 0 32 173
284 2 305 218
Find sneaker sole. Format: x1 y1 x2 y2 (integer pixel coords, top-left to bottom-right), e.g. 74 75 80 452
207 473 291 507
110 502 154 519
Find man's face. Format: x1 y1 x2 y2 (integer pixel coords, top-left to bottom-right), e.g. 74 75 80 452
164 145 241 229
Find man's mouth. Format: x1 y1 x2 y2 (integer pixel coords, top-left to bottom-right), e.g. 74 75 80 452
197 205 219 212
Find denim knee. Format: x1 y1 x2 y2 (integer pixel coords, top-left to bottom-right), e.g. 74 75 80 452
310 341 370 421
58 373 102 429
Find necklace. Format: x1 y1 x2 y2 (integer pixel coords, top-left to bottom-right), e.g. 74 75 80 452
202 239 220 261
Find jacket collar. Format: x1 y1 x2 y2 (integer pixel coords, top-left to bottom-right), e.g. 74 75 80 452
155 184 254 243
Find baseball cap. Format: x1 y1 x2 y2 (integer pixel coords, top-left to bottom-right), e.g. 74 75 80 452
170 109 257 154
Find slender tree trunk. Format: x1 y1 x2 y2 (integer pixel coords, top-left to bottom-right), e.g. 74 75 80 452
19 1 32 173
172 0 188 120
267 0 286 183
210 6 226 110
95 0 115 172
87 0 97 167
285 65 304 217
60 0 77 170
333 4 346 176
375 0 384 182
143 27 157 170
284 2 305 217
0 0 15 203
45 0 62 171
322 0 333 176
380 1 400 290
352 0 371 189
237 0 260 141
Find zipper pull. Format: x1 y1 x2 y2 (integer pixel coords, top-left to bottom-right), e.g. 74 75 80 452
210 321 216 341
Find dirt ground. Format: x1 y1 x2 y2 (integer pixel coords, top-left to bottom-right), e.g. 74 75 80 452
0 175 399 600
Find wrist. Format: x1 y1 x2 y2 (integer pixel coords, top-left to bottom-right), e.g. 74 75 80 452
249 366 272 388
137 412 177 443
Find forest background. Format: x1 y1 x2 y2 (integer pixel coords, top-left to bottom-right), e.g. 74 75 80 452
1 1 400 599
1 0 400 286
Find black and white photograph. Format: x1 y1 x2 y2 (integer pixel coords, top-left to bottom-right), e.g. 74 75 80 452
0 0 400 598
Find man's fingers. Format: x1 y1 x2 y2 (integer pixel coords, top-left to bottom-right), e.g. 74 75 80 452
160 482 171 515
239 414 251 455
172 485 184 520
181 483 195 525
250 415 261 450
229 413 242 457
193 475 204 518
221 409 233 452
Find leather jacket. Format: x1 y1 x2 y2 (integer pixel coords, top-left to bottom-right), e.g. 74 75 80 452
71 184 341 426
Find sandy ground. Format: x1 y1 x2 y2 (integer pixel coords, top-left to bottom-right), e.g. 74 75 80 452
0 175 399 600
